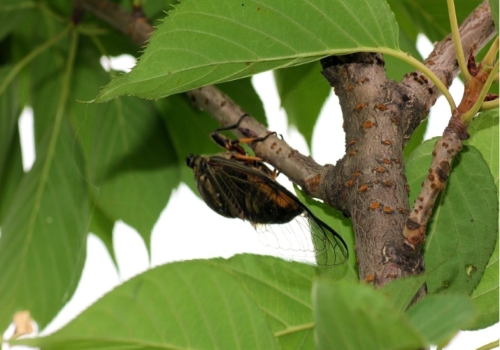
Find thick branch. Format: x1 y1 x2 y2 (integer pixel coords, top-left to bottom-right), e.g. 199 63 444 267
318 2 495 288
321 53 423 285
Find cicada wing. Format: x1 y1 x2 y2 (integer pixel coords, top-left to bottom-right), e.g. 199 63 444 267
307 215 349 266
199 155 349 266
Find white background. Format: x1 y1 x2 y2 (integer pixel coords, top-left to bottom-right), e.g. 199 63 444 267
3 35 498 349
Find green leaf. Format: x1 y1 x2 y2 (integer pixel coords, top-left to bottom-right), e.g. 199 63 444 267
274 61 330 148
489 0 499 32
313 279 425 350
88 202 117 269
406 140 498 295
71 48 180 251
295 188 358 281
218 77 267 126
466 110 499 191
0 29 88 331
385 29 423 82
95 0 400 101
157 94 220 158
468 238 499 329
406 294 476 346
15 255 327 350
381 274 427 312
387 0 483 44
403 119 428 160
0 65 23 224
0 0 33 41
0 122 88 331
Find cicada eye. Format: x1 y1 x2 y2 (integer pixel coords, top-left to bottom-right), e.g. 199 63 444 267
186 154 195 168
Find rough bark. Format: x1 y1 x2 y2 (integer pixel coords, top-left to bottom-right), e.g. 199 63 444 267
76 0 497 289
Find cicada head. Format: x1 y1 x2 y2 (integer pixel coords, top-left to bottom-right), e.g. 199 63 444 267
186 154 238 219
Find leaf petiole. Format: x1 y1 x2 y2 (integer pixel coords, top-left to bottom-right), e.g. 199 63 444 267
447 0 471 81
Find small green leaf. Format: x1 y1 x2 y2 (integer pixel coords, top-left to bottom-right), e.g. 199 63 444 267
385 29 423 82
381 274 427 313
403 119 428 160
468 238 499 329
14 255 326 350
406 140 498 295
313 279 425 350
387 0 483 44
95 0 400 101
406 294 476 346
295 188 358 281
466 110 499 191
274 61 330 148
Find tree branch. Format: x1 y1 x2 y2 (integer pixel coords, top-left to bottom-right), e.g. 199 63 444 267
319 2 495 287
400 0 496 140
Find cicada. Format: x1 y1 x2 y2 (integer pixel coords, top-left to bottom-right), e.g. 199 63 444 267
186 116 348 265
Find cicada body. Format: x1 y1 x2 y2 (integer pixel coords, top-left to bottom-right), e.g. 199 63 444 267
186 152 348 266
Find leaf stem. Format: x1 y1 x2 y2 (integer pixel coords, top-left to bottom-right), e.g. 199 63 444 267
476 339 499 350
274 322 314 337
462 60 499 123
479 99 499 111
0 24 70 96
447 0 471 81
482 36 499 67
379 48 456 111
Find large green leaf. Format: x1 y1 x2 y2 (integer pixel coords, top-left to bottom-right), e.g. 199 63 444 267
406 140 498 295
0 27 88 331
15 255 328 350
313 279 425 350
466 109 499 190
471 112 500 328
70 40 180 251
406 294 476 346
274 61 330 148
95 0 400 102
0 115 88 332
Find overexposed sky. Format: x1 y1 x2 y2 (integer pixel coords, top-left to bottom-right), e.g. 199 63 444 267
4 35 498 350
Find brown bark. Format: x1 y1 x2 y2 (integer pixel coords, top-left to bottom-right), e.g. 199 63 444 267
76 0 497 288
